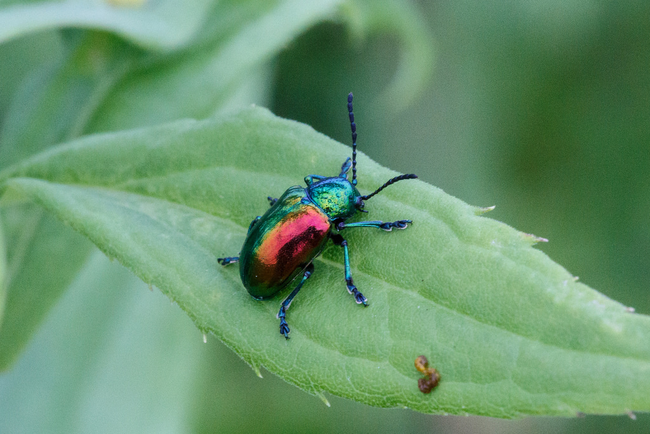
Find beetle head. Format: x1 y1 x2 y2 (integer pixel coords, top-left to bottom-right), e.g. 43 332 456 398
307 177 361 220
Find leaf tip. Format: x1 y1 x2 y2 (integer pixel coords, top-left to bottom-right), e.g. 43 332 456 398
252 364 263 379
520 232 548 245
315 391 331 407
475 205 496 215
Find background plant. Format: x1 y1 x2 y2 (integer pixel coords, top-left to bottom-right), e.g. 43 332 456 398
1 0 650 432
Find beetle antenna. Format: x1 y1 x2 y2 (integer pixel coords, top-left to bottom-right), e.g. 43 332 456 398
348 93 358 185
361 174 418 201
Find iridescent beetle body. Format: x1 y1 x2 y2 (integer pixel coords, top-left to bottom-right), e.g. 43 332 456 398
218 94 417 338
239 186 331 299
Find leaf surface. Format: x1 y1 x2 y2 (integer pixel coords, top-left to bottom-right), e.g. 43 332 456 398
0 32 139 169
0 0 217 50
86 0 344 132
0 251 203 433
1 107 649 417
0 0 347 371
0 205 92 370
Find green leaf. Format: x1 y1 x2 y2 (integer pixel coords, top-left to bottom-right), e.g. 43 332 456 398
0 31 141 368
0 0 218 51
0 30 63 119
0 209 6 329
0 31 140 169
343 0 435 112
0 205 92 370
0 251 204 433
0 0 346 369
1 107 649 418
86 0 344 132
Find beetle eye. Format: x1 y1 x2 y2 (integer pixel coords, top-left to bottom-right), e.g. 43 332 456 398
355 198 365 209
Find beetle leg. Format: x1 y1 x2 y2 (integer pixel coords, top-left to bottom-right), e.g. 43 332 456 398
248 216 261 234
217 257 239 266
330 234 368 306
277 263 315 339
336 220 413 232
267 197 278 207
219 216 263 265
339 157 352 177
304 175 326 186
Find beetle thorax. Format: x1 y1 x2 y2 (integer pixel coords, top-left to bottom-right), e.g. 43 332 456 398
307 177 360 220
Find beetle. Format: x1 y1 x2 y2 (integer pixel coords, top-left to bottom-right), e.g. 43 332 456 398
218 93 417 338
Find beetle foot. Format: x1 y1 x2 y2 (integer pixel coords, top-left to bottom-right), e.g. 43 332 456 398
279 321 290 339
217 256 239 266
379 220 412 231
277 307 291 339
348 284 368 306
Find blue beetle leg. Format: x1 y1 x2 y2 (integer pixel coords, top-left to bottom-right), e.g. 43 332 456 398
277 263 315 339
330 234 368 306
217 257 239 266
337 220 413 232
248 216 261 234
304 175 327 186
219 216 261 265
339 157 352 178
267 197 278 207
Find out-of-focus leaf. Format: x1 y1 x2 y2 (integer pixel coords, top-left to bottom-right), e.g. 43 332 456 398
0 0 217 51
0 210 5 329
0 204 92 371
0 31 139 369
86 0 344 132
343 0 434 112
0 251 204 433
1 107 649 417
0 31 140 170
0 30 63 121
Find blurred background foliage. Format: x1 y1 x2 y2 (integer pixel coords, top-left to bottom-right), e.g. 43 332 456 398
1 0 649 432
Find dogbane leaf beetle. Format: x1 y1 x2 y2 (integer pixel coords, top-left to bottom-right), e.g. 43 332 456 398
218 93 417 339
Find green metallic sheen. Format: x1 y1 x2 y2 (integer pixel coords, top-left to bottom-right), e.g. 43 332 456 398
307 177 361 220
239 185 332 299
